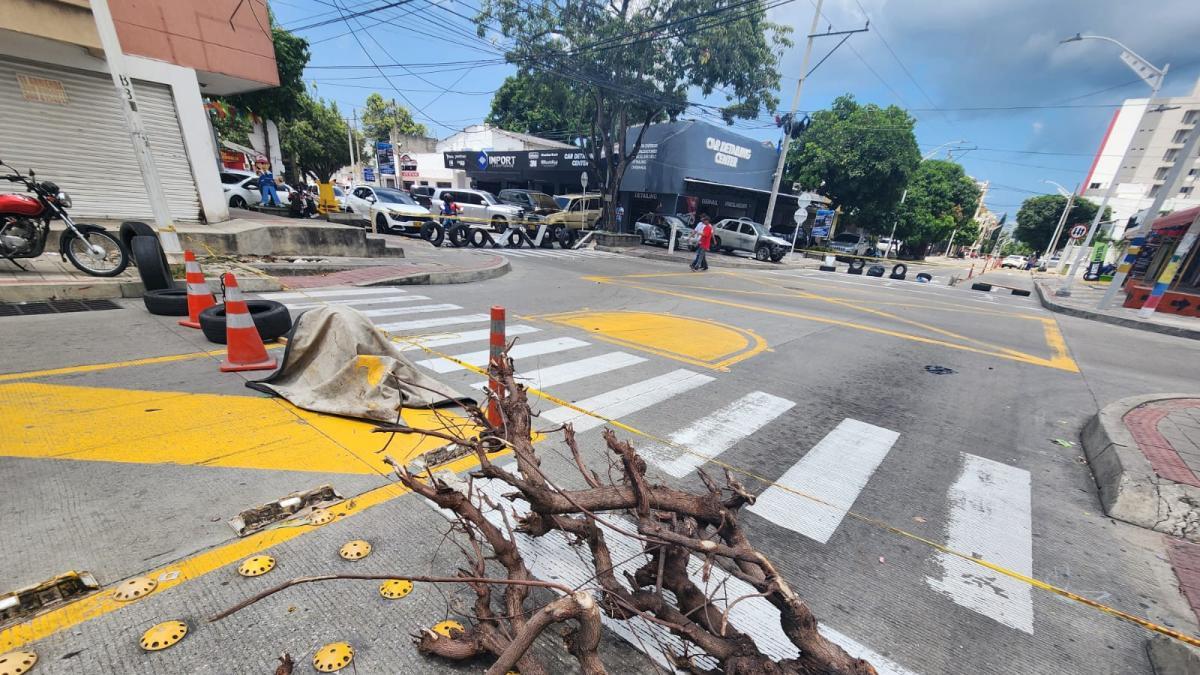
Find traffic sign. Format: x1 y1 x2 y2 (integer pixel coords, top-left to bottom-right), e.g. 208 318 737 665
1070 224 1087 239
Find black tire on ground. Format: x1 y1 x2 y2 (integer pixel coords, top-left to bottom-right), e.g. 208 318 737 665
866 265 886 277
538 227 555 248
819 264 837 272
557 227 577 248
130 235 174 291
142 288 189 316
915 272 933 283
230 195 247 208
376 214 390 234
420 221 435 241
119 222 156 259
469 228 492 248
889 263 907 280
971 282 993 292
491 217 507 233
506 229 524 248
426 223 445 247
770 250 785 263
848 258 866 274
1011 288 1032 297
199 300 291 345
447 224 470 247
754 244 771 262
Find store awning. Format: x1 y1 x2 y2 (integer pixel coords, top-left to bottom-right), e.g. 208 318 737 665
221 139 258 157
1126 205 1200 240
683 177 830 203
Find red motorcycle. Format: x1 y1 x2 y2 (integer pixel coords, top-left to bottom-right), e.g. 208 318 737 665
1 161 129 277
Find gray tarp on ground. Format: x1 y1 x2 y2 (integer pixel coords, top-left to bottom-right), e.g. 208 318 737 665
248 304 472 422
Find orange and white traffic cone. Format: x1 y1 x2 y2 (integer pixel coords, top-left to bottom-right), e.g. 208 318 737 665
178 250 216 328
219 273 277 373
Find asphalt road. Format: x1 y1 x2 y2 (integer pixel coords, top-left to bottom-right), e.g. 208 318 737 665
2 244 1198 674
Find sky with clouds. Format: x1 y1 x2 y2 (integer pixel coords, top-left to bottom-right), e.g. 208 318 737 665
274 0 1200 217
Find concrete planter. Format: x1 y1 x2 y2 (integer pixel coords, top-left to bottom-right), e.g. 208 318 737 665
594 232 642 248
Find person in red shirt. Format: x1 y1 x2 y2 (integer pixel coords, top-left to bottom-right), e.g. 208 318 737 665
691 214 713 271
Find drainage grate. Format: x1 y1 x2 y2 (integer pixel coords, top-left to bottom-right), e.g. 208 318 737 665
0 299 122 317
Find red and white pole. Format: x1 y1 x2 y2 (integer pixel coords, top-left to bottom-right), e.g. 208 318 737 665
487 306 505 427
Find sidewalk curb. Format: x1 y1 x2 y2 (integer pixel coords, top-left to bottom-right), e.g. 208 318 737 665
1147 634 1200 675
1082 393 1200 541
1034 280 1200 341
360 256 510 286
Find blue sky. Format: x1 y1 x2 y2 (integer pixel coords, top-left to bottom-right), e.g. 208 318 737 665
270 0 1200 218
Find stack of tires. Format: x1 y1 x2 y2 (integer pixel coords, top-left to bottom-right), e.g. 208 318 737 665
129 223 291 344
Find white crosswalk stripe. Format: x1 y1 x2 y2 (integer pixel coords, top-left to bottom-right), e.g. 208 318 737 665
491 248 620 259
646 391 795 477
926 453 1034 634
397 325 539 351
540 368 714 432
747 418 899 544
469 351 646 390
285 295 429 311
375 313 490 332
417 337 590 373
359 303 462 318
264 287 409 301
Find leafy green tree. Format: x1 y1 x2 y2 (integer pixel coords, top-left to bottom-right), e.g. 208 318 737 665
486 72 593 138
479 0 792 229
893 159 981 256
280 94 354 183
360 93 428 142
1015 194 1109 253
786 95 920 232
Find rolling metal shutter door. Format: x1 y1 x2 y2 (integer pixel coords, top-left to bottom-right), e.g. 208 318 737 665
0 57 202 222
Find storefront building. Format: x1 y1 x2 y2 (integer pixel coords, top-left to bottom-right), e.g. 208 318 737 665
442 148 597 196
618 120 805 230
1123 205 1200 317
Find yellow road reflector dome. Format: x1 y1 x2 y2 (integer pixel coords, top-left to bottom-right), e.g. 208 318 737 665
112 576 157 602
312 642 354 672
139 620 187 651
237 555 276 577
432 619 464 638
0 651 37 675
339 540 371 561
379 579 413 599
309 508 335 525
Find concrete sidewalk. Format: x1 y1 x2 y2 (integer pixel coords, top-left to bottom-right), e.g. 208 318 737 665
1034 275 1200 340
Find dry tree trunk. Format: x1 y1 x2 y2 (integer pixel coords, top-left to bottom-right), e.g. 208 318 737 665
376 350 878 675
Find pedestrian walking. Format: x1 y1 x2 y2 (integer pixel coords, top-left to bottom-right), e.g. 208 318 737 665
690 214 713 271
439 191 460 226
258 167 280 207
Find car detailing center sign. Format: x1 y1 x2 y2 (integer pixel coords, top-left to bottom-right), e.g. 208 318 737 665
706 137 752 168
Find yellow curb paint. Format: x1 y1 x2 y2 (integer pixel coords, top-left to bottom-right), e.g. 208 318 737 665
0 348 252 383
0 382 476 475
531 310 767 371
0 451 491 653
585 275 1080 373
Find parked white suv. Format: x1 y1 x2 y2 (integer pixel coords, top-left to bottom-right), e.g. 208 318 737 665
430 188 526 232
345 185 432 234
711 218 790 262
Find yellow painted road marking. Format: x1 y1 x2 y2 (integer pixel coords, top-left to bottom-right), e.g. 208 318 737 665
0 382 474 474
0 450 488 652
531 310 767 371
0 348 271 384
585 275 1080 372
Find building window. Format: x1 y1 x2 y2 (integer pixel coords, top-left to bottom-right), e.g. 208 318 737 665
1164 148 1179 162
1174 129 1190 143
1149 185 1161 197
1183 186 1194 196
1185 110 1200 125
1089 182 1102 190
436 181 451 188
1155 167 1170 180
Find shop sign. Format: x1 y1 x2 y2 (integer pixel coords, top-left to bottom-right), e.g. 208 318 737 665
634 192 658 200
220 149 246 170
363 167 375 181
376 142 395 175
723 200 749 210
399 154 419 178
706 137 752 168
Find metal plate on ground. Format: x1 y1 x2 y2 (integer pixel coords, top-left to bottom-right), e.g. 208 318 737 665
308 508 335 526
338 540 371 561
379 579 413 599
111 576 157 602
237 555 276 577
0 651 37 675
0 299 122 318
0 571 99 625
432 619 464 637
139 620 187 651
228 484 342 536
312 642 354 672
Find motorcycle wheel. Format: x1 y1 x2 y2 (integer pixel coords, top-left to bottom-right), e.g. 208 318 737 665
63 230 129 277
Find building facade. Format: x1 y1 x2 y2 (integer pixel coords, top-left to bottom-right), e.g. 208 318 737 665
1082 78 1200 239
0 0 279 223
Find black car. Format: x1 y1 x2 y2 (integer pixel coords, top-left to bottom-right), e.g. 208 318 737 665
410 185 436 210
498 189 560 216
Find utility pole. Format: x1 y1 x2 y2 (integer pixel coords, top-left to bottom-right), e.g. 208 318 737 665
89 0 181 254
1098 117 1200 308
1042 181 1077 261
762 0 825 229
884 190 906 259
1057 33 1167 297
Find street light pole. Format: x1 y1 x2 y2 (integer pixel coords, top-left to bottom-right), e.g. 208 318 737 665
762 0 824 230
1056 33 1167 297
1042 180 1078 261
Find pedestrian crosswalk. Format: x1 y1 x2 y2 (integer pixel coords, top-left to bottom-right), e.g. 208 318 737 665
255 285 1042 654
490 247 623 259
